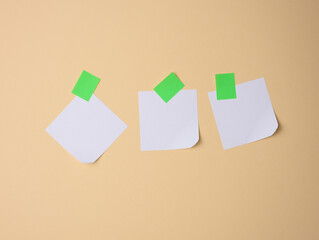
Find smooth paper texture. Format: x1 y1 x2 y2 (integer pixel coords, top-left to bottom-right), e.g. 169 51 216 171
46 95 127 163
153 72 185 103
215 73 237 100
208 78 278 149
138 89 198 151
72 70 100 101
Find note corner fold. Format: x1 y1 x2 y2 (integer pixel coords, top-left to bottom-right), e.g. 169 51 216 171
184 130 200 149
266 118 279 138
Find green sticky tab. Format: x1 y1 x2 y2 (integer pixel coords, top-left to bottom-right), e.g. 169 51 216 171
153 72 185 103
215 73 237 100
72 70 100 101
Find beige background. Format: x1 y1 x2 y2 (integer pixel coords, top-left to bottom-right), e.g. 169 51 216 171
1 0 319 239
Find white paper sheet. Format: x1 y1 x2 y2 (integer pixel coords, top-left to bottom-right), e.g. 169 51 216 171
208 78 278 149
46 95 127 163
138 89 199 151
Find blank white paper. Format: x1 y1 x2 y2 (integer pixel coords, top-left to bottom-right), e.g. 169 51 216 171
138 89 199 151
46 95 127 163
208 78 278 149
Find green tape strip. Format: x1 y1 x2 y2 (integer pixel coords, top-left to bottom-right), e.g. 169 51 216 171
215 73 237 100
154 72 185 103
72 70 100 101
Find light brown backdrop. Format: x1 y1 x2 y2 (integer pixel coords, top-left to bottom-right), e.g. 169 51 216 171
1 0 318 239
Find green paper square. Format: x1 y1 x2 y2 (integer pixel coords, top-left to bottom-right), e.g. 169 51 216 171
72 70 100 101
153 72 185 103
215 73 237 100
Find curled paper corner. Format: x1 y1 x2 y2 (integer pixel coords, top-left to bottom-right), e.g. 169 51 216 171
222 121 279 150
138 90 198 151
263 117 279 139
78 156 99 164
247 109 279 147
183 129 200 149
140 133 199 151
76 123 128 164
45 125 102 164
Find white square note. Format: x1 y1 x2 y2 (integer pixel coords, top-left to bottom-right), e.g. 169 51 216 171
208 78 278 149
46 95 127 163
138 89 199 151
